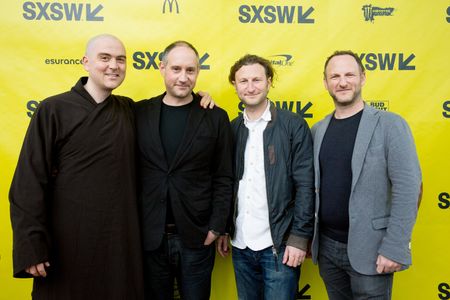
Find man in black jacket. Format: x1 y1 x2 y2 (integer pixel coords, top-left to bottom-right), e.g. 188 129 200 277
135 41 233 300
216 54 315 300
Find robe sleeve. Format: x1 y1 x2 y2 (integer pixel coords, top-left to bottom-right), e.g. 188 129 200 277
9 101 56 278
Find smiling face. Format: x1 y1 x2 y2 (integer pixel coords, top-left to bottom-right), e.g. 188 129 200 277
233 63 271 109
159 45 199 102
324 54 366 108
82 35 126 93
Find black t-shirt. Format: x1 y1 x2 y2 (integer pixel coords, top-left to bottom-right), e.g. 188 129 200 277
160 100 192 225
319 110 362 243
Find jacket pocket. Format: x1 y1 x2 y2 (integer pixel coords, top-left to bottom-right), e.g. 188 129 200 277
371 216 389 230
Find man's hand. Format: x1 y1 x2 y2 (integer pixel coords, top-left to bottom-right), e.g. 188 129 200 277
216 235 230 257
376 255 402 274
203 230 219 246
26 261 50 277
198 91 216 109
282 246 306 267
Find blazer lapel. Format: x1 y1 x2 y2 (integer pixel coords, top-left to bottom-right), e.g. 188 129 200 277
145 96 169 170
314 114 332 188
351 104 380 190
168 96 205 171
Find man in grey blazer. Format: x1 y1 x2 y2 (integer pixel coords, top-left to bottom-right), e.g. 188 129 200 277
311 50 422 299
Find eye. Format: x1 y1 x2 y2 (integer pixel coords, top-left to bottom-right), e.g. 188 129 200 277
100 55 110 62
117 57 126 63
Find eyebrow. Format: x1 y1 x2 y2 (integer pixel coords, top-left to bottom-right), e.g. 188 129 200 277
97 53 127 59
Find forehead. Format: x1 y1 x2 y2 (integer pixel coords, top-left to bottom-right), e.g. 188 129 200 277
235 63 266 78
165 46 198 66
326 55 360 74
89 37 125 56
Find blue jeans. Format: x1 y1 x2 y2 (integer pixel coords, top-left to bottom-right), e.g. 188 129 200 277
318 234 393 300
232 245 300 300
143 233 215 300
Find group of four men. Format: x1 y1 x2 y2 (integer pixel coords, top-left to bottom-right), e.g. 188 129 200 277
10 34 422 300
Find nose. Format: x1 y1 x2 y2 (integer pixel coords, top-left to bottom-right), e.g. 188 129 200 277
109 58 118 70
338 77 348 87
247 81 256 92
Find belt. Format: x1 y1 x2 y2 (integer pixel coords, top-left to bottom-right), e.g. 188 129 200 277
165 224 177 234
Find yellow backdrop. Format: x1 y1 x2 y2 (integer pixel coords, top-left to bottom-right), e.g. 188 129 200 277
1 1 449 299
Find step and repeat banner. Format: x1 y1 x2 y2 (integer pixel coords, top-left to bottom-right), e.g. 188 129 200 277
1 1 449 299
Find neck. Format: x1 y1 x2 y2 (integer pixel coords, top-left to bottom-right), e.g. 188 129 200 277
245 100 268 121
334 99 364 119
84 80 111 103
163 93 193 106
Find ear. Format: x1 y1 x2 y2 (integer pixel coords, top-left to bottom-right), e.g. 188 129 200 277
82 56 89 72
267 77 272 88
360 72 366 87
323 78 328 90
159 61 166 76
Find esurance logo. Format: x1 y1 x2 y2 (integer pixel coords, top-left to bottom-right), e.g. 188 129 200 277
239 5 314 24
162 0 179 14
23 2 104 21
359 53 415 71
269 54 294 67
362 4 394 22
133 51 210 70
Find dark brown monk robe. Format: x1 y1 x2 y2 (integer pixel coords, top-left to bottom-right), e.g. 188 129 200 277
10 77 144 300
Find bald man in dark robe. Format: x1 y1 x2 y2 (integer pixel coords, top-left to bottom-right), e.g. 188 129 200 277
9 34 144 300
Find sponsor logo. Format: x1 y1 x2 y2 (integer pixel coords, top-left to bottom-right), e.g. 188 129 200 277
447 6 450 23
362 4 394 22
162 0 179 14
269 54 294 67
439 282 450 300
23 1 104 21
367 101 389 111
438 192 450 209
358 53 415 71
238 5 314 24
132 51 210 70
443 100 450 118
238 100 313 118
44 58 82 65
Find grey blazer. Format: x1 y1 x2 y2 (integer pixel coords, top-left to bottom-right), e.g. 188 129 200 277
311 104 422 275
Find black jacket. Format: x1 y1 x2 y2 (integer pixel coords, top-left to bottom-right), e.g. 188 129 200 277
135 93 233 250
230 102 314 252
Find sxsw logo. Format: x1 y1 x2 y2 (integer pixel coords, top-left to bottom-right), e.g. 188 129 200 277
358 53 415 71
163 0 179 14
362 4 394 22
439 282 450 299
22 2 104 21
238 5 314 24
269 54 294 67
443 100 450 118
238 100 313 118
132 51 210 70
367 101 389 111
447 6 450 23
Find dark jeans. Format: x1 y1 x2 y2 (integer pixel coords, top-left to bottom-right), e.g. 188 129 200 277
318 234 394 300
143 233 215 300
232 245 300 300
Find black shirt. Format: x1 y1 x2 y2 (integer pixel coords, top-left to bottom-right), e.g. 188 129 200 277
319 110 362 243
160 100 192 224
